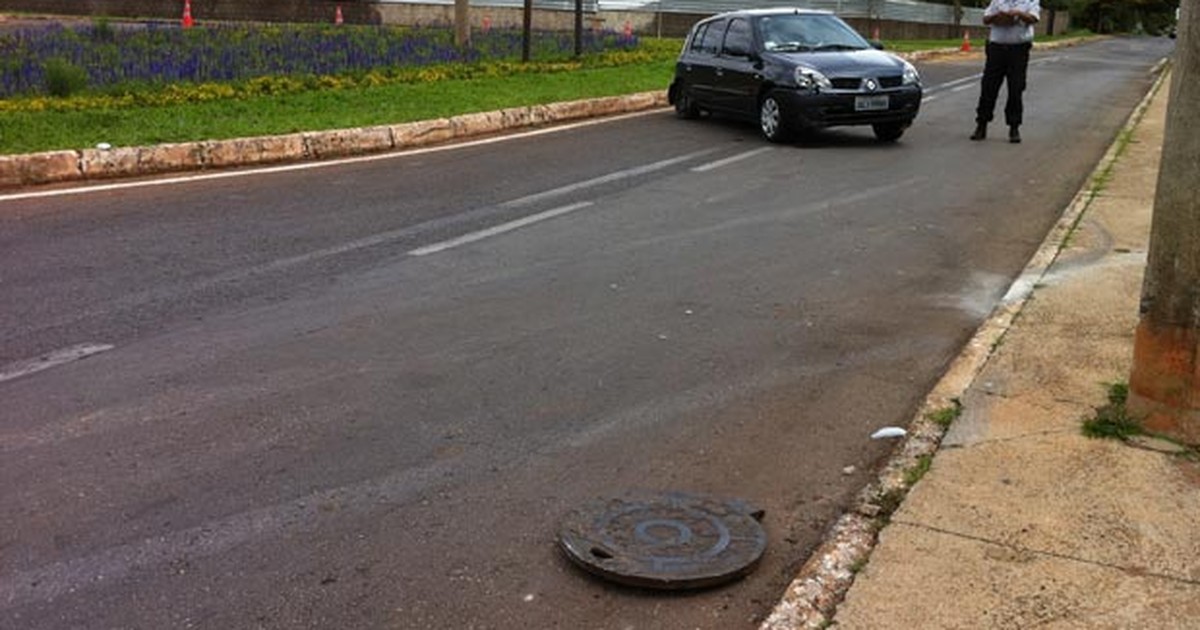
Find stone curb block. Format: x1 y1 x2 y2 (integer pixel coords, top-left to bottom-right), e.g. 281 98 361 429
138 142 209 175
0 91 668 190
80 146 140 180
207 134 308 168
450 111 506 138
2 150 80 187
390 118 454 148
304 125 395 160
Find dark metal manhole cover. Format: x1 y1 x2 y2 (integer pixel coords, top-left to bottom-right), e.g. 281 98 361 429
558 492 767 590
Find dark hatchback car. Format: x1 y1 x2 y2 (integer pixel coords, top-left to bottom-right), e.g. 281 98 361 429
669 8 922 143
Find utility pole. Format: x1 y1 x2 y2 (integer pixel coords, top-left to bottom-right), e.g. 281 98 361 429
455 0 470 47
1128 0 1200 444
522 0 532 62
574 0 583 58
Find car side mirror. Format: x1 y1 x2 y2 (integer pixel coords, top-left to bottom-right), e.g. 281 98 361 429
869 39 886 50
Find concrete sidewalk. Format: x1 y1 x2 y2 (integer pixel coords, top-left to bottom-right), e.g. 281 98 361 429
793 69 1200 628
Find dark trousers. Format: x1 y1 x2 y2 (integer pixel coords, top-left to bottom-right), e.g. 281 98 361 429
976 41 1032 127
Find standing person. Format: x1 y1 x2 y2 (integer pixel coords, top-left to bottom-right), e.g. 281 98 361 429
970 0 1040 143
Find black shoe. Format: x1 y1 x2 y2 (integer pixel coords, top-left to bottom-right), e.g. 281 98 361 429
970 124 987 141
1009 126 1021 143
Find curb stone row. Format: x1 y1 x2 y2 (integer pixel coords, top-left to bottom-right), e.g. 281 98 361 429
0 91 667 190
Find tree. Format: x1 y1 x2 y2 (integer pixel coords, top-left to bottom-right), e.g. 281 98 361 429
1070 0 1179 33
1128 0 1200 444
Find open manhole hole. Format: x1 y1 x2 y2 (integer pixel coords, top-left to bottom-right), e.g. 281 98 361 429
558 492 766 590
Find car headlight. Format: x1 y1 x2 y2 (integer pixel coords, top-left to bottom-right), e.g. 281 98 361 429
902 61 921 86
793 66 832 91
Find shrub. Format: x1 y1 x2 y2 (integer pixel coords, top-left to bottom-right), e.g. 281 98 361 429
91 17 116 43
43 58 88 97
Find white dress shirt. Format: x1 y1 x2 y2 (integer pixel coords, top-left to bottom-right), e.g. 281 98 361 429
984 0 1041 44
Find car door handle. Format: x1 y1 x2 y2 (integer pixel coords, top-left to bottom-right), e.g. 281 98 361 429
715 68 724 76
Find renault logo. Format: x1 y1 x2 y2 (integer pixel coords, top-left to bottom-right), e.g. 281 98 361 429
864 78 878 92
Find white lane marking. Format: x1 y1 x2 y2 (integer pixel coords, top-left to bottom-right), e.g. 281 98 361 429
935 74 981 91
0 109 670 203
409 201 593 256
950 84 974 93
922 95 939 104
690 147 774 173
499 148 718 209
0 343 115 384
159 150 707 272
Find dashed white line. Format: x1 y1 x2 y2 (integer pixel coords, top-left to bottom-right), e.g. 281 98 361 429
409 201 594 256
690 147 774 173
499 148 718 209
0 343 115 384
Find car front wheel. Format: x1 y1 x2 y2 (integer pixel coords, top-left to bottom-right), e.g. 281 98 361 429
872 122 906 143
759 92 792 143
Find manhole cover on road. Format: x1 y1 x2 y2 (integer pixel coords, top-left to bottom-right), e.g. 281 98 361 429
558 492 767 590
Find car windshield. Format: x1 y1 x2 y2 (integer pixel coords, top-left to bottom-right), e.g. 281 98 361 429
757 14 871 52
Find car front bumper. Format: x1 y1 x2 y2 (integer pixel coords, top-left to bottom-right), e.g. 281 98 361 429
778 86 922 129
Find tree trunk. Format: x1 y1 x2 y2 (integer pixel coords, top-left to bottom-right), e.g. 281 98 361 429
1128 0 1200 444
455 0 470 47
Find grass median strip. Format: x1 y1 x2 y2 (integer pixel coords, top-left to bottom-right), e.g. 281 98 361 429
0 60 674 155
0 26 681 155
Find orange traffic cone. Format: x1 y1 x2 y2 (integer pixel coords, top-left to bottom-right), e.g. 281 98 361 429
961 31 971 52
181 0 194 28
335 5 344 25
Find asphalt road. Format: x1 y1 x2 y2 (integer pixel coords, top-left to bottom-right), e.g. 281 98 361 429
0 36 1173 629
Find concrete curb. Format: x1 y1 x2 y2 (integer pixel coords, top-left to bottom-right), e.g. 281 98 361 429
0 91 668 190
759 52 1170 630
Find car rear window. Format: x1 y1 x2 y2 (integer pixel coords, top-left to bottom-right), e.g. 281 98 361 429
695 19 725 55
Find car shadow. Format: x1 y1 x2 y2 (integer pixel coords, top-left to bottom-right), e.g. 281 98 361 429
681 112 907 149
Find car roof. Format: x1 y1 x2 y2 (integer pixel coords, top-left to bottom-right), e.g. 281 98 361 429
702 8 832 21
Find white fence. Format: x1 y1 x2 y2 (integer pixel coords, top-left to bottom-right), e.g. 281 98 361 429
377 0 986 26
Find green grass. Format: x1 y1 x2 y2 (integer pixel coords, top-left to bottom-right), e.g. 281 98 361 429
883 29 1094 53
904 454 935 486
1083 382 1142 439
883 39 964 53
925 400 963 430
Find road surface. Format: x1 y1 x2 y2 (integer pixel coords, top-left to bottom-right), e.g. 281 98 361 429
0 36 1173 629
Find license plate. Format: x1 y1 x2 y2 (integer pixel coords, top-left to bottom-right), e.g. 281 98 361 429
855 95 889 112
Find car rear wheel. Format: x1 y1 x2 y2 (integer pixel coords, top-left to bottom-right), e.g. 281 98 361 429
872 122 906 143
759 92 792 143
674 85 700 119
